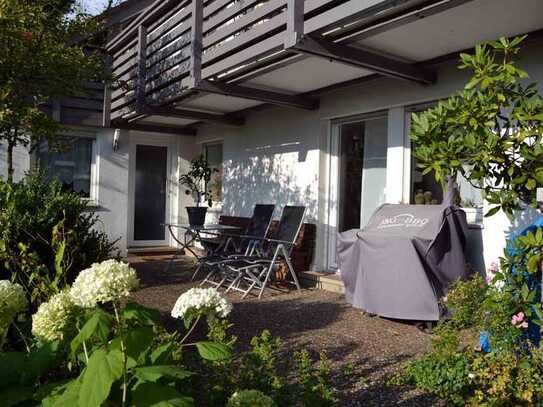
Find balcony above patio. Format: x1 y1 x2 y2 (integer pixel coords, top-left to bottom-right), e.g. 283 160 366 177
105 0 543 134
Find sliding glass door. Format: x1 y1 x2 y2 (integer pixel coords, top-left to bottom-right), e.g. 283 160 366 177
328 114 388 271
337 115 388 232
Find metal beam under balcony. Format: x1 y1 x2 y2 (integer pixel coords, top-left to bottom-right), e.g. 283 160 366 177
142 105 245 126
113 120 197 136
287 35 436 85
193 80 319 111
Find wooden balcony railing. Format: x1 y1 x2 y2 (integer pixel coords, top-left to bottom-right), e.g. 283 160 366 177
105 0 437 130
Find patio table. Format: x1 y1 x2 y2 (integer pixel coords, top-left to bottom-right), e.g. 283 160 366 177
164 223 243 271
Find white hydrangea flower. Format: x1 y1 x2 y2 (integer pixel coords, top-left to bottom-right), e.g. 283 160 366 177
171 288 232 320
0 280 28 332
70 259 139 308
32 291 77 342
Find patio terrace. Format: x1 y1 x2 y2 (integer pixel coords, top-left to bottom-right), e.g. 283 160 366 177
128 252 444 406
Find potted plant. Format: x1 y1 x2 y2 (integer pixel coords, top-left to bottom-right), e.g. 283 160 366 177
180 154 215 226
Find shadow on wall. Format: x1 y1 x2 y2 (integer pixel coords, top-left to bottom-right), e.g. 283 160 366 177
221 146 319 221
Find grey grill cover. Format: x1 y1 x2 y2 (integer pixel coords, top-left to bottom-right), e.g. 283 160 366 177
338 204 469 321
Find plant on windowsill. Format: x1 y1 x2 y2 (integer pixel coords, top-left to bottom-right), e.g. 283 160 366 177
180 154 217 225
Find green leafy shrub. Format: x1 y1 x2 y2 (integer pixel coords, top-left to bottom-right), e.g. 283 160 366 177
401 335 543 406
397 241 542 404
445 275 488 329
227 390 276 407
0 172 117 307
500 228 543 331
238 330 285 398
468 347 543 405
293 350 335 406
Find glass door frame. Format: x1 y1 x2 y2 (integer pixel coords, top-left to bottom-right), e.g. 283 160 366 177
128 134 177 248
326 111 388 271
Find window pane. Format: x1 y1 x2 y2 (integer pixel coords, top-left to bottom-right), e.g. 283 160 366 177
205 143 223 202
38 137 93 198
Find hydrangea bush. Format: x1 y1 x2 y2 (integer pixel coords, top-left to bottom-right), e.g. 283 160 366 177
0 280 27 347
0 259 336 406
70 259 139 308
32 291 78 342
172 287 233 327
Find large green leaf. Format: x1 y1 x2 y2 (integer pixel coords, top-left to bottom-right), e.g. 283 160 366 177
134 365 193 383
71 309 113 358
131 383 193 407
122 301 161 326
150 342 175 365
44 376 83 407
54 239 66 277
78 348 124 407
195 342 232 361
34 379 71 405
111 326 154 366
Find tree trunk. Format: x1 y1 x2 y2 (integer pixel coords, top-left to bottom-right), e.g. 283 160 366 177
6 140 14 184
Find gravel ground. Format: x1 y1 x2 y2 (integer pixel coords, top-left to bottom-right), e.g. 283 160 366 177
128 254 443 406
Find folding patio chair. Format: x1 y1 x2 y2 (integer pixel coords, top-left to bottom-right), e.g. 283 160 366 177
221 205 306 299
192 204 275 283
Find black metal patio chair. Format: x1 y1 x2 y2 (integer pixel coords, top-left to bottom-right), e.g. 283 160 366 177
221 205 306 299
193 204 275 283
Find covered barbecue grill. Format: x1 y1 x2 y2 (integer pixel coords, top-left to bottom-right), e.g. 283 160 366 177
338 203 469 321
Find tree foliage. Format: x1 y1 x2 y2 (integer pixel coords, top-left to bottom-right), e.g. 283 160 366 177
0 0 107 182
411 36 543 216
0 172 117 308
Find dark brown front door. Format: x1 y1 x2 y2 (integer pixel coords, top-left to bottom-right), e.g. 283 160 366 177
134 145 168 241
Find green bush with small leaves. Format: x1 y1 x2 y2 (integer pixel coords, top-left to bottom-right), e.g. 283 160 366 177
397 232 543 405
227 390 276 407
445 274 488 329
0 172 117 308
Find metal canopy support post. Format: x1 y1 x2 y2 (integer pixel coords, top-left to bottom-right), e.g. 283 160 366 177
103 54 113 128
289 35 436 85
136 25 148 112
189 0 203 88
285 0 304 49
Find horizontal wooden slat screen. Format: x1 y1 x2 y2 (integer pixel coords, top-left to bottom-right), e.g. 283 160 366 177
107 0 382 119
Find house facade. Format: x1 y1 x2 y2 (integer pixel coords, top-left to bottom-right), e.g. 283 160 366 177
3 0 543 273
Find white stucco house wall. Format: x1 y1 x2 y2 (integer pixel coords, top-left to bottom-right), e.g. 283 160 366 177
2 0 543 275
